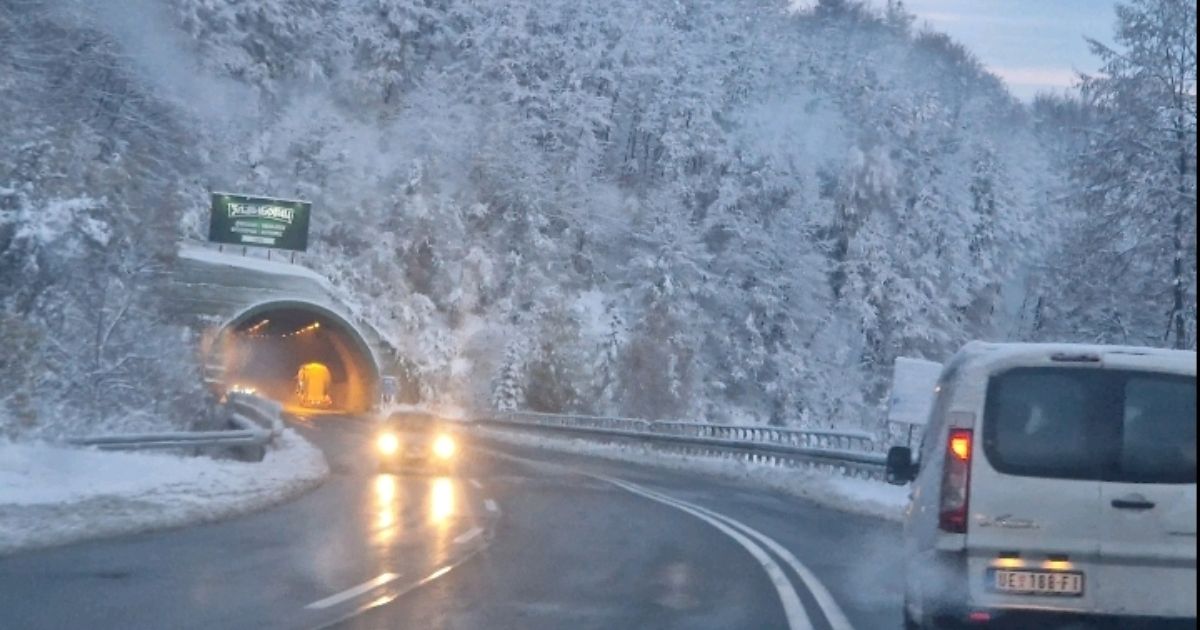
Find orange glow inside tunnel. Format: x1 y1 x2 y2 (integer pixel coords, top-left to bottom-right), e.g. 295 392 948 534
296 362 332 408
214 305 378 414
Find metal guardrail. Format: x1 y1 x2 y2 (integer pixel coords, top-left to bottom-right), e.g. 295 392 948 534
67 393 282 461
226 392 285 434
480 410 888 479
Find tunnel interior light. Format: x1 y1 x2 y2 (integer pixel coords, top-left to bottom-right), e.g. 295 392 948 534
244 319 270 336
280 322 322 338
245 321 323 339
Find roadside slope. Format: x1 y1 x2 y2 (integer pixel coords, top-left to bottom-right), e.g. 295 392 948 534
0 429 328 555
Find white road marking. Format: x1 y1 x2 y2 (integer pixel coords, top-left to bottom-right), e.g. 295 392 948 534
453 526 484 545
306 550 492 628
473 443 855 630
468 478 483 489
601 476 855 630
304 572 401 610
598 475 813 630
484 499 499 513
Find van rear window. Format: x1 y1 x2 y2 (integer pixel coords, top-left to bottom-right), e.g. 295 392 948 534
982 368 1196 484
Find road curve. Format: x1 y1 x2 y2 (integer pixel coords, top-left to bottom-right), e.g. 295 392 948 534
0 415 905 630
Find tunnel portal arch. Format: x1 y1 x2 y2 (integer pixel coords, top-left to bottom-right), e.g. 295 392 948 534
210 299 382 413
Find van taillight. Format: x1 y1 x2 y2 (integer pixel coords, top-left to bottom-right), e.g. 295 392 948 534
939 428 973 533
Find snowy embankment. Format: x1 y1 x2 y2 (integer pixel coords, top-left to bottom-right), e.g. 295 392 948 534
475 426 908 522
177 241 334 290
0 429 328 555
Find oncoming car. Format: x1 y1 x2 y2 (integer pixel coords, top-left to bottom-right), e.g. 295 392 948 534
375 411 458 473
886 342 1196 629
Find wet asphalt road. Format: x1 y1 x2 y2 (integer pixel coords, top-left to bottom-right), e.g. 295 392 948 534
0 415 905 630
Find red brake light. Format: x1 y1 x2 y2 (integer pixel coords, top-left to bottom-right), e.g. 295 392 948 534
967 610 992 624
939 428 973 533
950 432 971 461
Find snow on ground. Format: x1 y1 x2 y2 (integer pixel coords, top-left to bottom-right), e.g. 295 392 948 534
177 240 334 290
474 426 908 522
0 429 329 555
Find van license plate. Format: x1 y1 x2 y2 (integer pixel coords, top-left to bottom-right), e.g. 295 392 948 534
991 569 1084 596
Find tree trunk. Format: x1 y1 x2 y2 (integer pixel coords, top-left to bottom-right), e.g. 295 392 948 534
1168 118 1188 349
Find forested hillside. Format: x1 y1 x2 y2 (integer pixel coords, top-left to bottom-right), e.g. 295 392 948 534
1 0 205 438
1 0 1194 436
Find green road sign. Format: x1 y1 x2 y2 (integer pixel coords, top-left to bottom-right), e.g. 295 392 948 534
208 192 311 252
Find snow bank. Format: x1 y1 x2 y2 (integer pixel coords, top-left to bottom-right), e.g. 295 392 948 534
0 429 328 555
177 241 334 290
475 426 908 522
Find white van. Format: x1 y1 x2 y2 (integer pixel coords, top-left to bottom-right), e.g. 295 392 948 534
886 342 1196 628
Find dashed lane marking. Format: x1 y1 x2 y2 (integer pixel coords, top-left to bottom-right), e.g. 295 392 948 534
453 526 484 545
304 573 401 610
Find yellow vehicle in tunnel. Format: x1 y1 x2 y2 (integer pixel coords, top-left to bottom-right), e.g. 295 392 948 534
296 362 333 408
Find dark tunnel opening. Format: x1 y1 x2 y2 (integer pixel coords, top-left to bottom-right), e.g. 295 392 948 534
214 303 379 414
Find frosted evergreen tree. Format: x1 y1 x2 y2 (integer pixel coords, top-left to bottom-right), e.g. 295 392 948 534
491 343 525 412
1042 0 1197 348
591 308 626 412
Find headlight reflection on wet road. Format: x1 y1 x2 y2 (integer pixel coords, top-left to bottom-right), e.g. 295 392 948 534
374 475 400 540
430 477 455 526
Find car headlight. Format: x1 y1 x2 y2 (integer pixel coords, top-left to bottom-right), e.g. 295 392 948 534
432 434 456 459
377 432 399 455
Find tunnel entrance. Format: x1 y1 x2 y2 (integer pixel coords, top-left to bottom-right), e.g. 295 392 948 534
213 302 380 414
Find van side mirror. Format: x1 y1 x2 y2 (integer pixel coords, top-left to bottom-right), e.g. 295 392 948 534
886 446 917 485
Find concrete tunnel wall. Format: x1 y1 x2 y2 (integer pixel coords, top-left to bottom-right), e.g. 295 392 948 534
210 300 382 413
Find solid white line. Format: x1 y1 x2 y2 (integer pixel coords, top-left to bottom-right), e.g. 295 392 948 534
600 476 813 630
484 499 499 513
304 572 401 610
716 512 855 630
453 526 484 545
602 477 855 630
473 444 851 629
468 479 483 489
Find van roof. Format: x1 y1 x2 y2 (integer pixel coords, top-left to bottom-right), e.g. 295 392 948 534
956 341 1196 376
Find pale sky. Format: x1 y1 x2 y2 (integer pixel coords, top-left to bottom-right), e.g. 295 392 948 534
792 0 1122 101
898 0 1120 100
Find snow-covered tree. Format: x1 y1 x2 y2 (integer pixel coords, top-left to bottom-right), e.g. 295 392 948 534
4 0 1104 437
491 342 525 412
1039 0 1197 348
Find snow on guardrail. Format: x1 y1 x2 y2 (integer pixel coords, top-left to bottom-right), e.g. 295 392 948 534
480 410 889 479
66 392 284 461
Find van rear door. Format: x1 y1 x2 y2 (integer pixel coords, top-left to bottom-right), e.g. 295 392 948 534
969 367 1107 610
1095 371 1196 618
